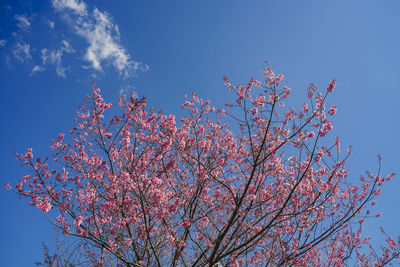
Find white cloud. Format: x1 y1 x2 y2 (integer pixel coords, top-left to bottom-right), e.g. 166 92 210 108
61 39 74 53
49 20 55 29
12 42 31 62
119 85 136 96
14 15 31 31
41 40 75 78
52 0 147 78
0 40 6 47
30 65 46 75
52 0 87 16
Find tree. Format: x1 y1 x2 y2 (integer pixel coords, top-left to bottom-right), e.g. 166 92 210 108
10 63 399 266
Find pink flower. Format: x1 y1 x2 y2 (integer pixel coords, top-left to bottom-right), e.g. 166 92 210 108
250 107 258 115
328 105 337 115
22 148 33 159
182 218 192 228
73 214 84 228
302 103 309 113
275 74 284 85
253 95 265 108
4 183 12 190
386 237 397 250
327 78 336 93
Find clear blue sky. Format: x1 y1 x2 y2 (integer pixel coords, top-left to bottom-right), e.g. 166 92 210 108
1 0 399 265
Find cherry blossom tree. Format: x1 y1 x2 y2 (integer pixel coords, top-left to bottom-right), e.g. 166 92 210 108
11 63 399 266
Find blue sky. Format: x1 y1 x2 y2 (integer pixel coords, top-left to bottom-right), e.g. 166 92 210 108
1 0 399 265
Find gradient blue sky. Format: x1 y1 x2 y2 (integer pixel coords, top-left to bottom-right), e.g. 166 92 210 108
1 0 399 265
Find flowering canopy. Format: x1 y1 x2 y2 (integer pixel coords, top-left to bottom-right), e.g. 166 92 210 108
12 64 399 266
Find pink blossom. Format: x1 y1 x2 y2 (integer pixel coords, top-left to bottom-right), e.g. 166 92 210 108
73 214 84 228
4 183 12 190
22 148 33 159
327 78 336 93
386 237 397 250
328 105 337 115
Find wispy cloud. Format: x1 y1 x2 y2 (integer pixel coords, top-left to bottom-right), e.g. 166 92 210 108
48 20 55 29
12 42 31 62
119 85 137 96
0 40 6 47
52 0 87 16
8 14 33 67
14 15 31 31
41 40 75 77
51 0 147 78
30 65 46 76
